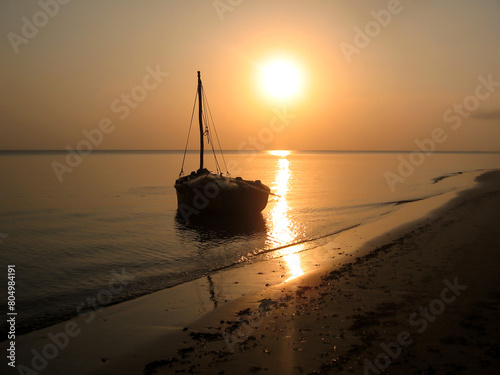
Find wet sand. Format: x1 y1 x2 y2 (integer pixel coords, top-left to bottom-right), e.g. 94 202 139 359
4 170 500 374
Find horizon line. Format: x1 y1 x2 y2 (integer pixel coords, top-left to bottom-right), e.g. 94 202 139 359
1 149 500 154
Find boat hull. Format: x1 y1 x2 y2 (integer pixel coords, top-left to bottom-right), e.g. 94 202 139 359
174 172 270 215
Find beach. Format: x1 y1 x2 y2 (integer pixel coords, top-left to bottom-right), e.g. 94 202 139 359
4 169 498 374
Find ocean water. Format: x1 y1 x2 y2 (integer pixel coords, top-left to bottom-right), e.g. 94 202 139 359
0 150 499 334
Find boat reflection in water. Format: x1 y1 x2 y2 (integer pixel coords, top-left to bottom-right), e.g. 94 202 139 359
266 150 305 282
174 209 267 239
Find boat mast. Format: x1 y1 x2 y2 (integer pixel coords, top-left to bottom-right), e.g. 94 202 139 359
197 71 204 171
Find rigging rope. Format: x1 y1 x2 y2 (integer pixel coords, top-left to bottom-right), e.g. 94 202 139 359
179 90 198 177
202 87 227 174
202 89 222 175
203 89 230 175
179 77 230 177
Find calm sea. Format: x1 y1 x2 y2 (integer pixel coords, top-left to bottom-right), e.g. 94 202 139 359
1 151 499 334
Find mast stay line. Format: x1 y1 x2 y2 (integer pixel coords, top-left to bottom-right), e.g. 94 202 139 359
179 71 228 177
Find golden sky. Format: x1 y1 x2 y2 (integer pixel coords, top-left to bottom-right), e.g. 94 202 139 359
1 0 500 151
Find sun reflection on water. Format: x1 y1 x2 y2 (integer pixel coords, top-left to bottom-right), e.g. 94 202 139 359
267 151 305 281
268 150 291 158
282 253 304 280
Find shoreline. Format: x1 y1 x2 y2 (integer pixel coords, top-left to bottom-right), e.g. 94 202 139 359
3 170 499 374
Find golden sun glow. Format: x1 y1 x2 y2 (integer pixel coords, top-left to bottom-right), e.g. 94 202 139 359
259 59 303 100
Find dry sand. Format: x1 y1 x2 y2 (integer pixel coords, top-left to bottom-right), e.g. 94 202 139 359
4 170 500 375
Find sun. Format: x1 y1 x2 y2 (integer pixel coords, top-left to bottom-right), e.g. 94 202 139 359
259 58 303 101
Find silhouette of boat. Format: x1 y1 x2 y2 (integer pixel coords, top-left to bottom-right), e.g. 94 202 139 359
175 72 270 219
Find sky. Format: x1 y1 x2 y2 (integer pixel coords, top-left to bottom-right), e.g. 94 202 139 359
1 0 500 151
